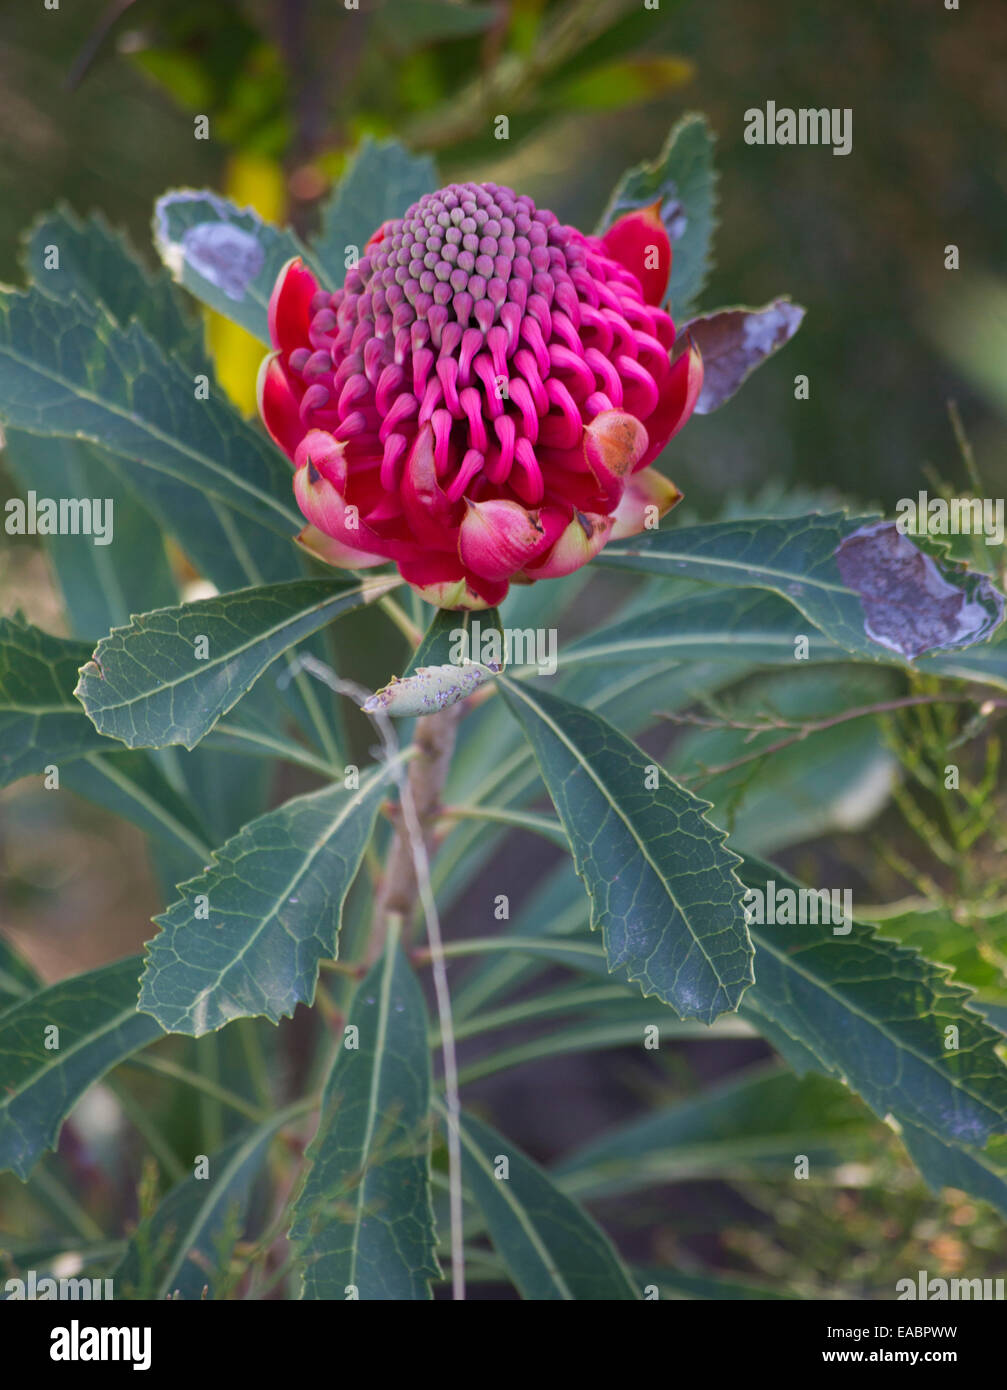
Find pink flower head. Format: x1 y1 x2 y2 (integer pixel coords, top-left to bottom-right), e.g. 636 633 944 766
259 183 701 609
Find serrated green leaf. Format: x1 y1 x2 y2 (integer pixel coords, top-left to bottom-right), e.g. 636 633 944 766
597 513 1006 664
0 287 302 581
456 1109 638 1301
0 957 161 1180
312 139 437 286
139 761 403 1035
897 1122 1007 1222
290 941 437 1300
556 1064 873 1199
22 204 207 369
0 617 108 787
116 1112 295 1299
75 575 398 752
436 658 755 921
497 675 753 1022
153 190 322 344
738 856 1007 1160
599 112 717 320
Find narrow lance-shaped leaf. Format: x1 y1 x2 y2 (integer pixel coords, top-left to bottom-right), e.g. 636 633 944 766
0 617 109 787
75 575 399 751
555 1064 873 1199
139 759 404 1035
597 513 1005 662
498 675 753 1023
456 1109 638 1301
290 940 438 1300
153 190 323 344
116 1111 298 1300
0 957 162 1180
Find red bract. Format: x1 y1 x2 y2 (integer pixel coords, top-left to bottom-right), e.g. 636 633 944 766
259 182 702 609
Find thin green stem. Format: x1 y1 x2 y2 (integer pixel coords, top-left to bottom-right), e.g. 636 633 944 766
378 594 424 646
439 804 566 847
414 935 605 964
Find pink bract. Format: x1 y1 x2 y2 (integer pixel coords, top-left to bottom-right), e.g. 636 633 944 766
258 182 702 609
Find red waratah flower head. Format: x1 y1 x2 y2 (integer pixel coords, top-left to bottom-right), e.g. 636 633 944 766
258 182 702 609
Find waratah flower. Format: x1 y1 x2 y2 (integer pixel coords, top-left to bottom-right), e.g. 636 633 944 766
258 183 702 609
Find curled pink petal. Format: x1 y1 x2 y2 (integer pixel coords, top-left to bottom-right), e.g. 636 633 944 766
269 258 321 356
601 202 671 308
257 353 304 459
295 524 390 570
583 410 649 508
524 510 614 580
609 468 683 540
458 498 550 582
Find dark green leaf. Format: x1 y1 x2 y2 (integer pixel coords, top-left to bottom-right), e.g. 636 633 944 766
405 605 502 677
457 1109 638 1301
61 751 212 866
0 957 161 1180
498 676 753 1022
290 941 437 1300
561 589 847 669
0 938 40 1010
139 761 402 1034
738 856 1007 1164
75 575 398 751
